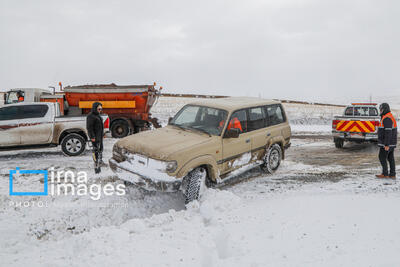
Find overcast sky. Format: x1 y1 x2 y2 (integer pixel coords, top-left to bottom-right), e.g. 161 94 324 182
1 0 399 103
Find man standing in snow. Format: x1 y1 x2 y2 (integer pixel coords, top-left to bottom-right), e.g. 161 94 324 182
376 103 397 179
86 102 104 174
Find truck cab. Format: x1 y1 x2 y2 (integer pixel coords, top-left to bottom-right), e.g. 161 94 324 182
4 88 53 104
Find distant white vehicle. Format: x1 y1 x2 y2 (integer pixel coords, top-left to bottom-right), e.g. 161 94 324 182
0 102 109 156
332 103 380 148
3 88 53 104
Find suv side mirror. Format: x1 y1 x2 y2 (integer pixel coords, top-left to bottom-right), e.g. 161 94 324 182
168 117 173 124
224 128 240 138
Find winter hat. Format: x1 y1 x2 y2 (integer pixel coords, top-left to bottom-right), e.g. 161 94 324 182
379 103 391 116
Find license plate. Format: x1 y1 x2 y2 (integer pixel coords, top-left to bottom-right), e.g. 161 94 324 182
136 155 148 166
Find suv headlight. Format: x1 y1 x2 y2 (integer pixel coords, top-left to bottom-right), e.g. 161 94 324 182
165 161 178 173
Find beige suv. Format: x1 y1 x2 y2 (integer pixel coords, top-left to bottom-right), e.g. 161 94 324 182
110 97 291 203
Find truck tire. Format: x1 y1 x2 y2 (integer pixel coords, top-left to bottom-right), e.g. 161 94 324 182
261 144 282 174
334 138 344 148
61 133 86 156
111 120 130 138
182 167 208 204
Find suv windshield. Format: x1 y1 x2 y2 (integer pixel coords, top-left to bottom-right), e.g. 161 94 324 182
170 105 228 136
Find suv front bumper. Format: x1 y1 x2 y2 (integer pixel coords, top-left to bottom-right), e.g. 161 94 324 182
109 158 182 192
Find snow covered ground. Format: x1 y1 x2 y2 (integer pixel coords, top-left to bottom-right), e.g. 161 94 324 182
1 97 400 266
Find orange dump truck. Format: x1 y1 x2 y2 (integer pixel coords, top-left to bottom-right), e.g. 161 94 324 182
63 84 161 138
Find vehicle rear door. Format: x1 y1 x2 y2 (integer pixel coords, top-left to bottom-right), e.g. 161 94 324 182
264 104 289 143
222 109 252 173
19 104 54 145
0 106 21 146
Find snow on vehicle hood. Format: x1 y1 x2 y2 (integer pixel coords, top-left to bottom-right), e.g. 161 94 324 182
115 125 212 160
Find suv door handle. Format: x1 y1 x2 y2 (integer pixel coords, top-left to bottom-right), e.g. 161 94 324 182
245 139 250 143
266 133 271 136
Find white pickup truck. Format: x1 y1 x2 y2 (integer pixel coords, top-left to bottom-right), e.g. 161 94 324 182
0 102 109 156
332 103 380 148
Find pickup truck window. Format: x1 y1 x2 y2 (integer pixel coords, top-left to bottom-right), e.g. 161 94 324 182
344 107 354 116
369 108 378 116
19 105 49 119
0 105 49 121
265 104 285 126
0 106 19 121
354 107 369 116
345 106 378 117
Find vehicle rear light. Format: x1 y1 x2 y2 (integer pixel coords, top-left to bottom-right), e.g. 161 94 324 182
332 120 339 129
104 117 110 129
372 120 380 127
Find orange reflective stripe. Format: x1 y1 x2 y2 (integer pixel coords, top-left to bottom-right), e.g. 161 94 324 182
379 112 397 128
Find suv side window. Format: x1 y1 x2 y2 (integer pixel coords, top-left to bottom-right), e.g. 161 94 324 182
19 105 49 119
0 106 19 121
265 104 285 126
228 109 247 133
248 107 265 131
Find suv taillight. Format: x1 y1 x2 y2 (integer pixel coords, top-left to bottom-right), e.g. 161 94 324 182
104 117 110 129
332 120 339 129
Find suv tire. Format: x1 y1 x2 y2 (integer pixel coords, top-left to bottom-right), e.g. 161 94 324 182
182 167 208 204
61 133 86 156
261 144 282 174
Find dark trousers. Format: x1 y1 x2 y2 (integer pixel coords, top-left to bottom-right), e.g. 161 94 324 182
379 147 396 176
92 141 103 170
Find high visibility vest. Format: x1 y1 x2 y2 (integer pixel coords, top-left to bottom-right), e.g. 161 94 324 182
219 117 243 132
18 96 24 102
379 112 397 128
228 117 243 132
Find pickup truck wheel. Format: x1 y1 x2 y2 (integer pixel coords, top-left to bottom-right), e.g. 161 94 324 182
61 133 86 156
334 138 344 148
261 144 282 174
182 167 208 204
111 120 130 138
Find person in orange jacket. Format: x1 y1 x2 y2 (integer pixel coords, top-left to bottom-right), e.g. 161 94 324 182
219 117 243 132
17 92 24 102
376 103 397 179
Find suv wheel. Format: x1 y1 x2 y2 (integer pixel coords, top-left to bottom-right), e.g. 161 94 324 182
261 144 282 174
334 138 344 148
61 133 86 156
182 167 208 204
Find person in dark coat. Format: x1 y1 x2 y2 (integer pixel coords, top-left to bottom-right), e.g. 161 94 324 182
86 102 104 173
376 103 397 179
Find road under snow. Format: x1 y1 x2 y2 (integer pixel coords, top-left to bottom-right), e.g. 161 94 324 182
1 134 400 266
